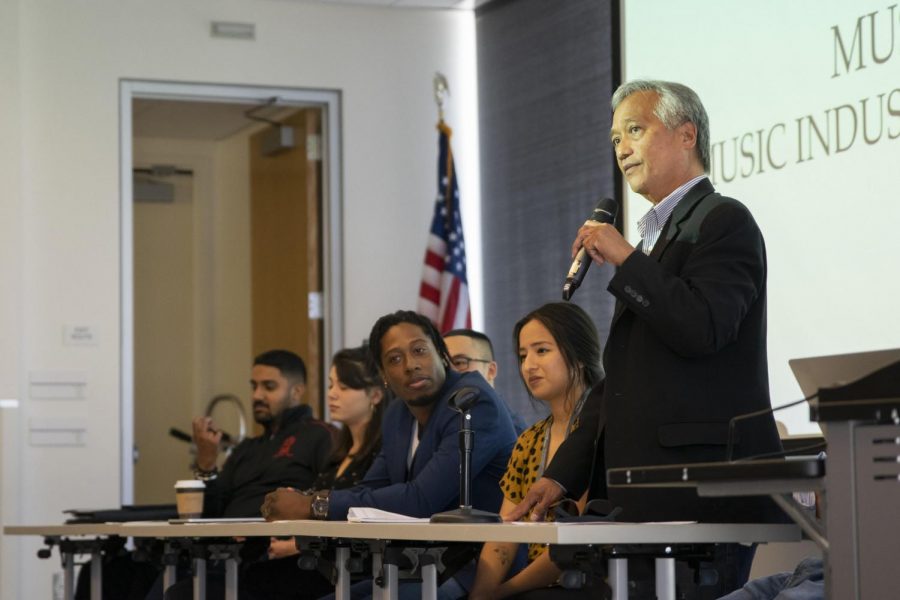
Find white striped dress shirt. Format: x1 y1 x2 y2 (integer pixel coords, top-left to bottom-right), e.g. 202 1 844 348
637 175 708 255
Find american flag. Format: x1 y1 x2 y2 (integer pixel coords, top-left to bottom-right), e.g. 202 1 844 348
417 121 471 333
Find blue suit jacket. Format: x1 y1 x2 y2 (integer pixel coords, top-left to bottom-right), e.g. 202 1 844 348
327 370 517 520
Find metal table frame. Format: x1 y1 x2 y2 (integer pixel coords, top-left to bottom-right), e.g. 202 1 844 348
5 519 801 600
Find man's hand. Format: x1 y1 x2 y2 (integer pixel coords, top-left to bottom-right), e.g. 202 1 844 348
261 487 312 521
503 477 565 522
191 416 223 472
571 221 635 267
267 537 299 559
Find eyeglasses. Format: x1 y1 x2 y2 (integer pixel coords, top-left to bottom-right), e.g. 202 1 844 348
449 355 492 370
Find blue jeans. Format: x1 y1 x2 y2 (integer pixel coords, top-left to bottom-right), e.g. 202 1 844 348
717 557 824 600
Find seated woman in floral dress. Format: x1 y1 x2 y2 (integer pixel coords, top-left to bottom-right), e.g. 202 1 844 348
469 302 603 600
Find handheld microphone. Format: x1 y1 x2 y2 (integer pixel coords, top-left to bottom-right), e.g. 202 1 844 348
562 197 618 301
168 427 234 445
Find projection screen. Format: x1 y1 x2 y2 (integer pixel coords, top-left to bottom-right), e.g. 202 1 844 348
620 0 900 432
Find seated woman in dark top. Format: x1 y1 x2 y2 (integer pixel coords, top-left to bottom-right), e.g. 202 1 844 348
315 346 387 489
263 345 387 562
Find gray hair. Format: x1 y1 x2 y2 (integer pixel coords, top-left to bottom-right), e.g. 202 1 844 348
611 80 710 172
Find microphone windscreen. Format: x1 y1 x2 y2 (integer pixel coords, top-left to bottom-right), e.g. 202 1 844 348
448 386 481 412
591 197 618 222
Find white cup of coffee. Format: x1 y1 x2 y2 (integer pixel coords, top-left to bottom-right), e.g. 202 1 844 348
174 480 206 519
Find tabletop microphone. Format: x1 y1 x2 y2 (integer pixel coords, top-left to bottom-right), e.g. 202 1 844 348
448 386 480 413
431 385 501 523
562 197 618 301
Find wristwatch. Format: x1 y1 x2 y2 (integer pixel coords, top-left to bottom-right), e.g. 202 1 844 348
193 466 219 482
310 490 330 520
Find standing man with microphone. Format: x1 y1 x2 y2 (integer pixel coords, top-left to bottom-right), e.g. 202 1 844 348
509 80 784 598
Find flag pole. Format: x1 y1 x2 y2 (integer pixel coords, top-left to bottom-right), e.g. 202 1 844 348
433 72 453 228
433 72 449 124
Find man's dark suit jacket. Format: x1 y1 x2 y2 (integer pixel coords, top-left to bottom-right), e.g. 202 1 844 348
545 178 784 523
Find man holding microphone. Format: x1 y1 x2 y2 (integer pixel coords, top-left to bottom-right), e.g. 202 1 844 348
509 80 784 598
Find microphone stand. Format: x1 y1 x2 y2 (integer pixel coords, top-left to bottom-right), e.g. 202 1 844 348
430 398 501 523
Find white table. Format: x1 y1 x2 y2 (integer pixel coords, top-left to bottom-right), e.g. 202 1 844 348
4 523 122 600
5 520 801 600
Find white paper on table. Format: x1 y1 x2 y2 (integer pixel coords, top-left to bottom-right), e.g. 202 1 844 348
346 507 430 523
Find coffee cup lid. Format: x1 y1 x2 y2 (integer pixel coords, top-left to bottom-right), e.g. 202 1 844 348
174 479 206 489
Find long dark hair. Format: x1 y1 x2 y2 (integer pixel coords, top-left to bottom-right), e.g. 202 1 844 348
513 302 603 408
330 346 388 463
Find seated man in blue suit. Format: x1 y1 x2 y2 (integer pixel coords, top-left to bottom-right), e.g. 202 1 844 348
262 310 518 599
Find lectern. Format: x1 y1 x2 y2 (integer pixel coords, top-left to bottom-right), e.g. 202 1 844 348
608 350 900 600
800 353 900 600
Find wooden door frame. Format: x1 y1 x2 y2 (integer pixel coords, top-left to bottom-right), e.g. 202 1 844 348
118 80 343 504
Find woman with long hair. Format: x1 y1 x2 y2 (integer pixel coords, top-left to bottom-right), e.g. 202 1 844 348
161 346 388 600
469 302 603 600
263 345 386 558
315 345 386 489
244 346 388 600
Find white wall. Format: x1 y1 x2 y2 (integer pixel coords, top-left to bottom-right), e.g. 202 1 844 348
2 0 477 596
0 0 22 396
0 0 23 598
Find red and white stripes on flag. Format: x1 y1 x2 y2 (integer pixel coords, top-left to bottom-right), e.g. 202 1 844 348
417 121 472 333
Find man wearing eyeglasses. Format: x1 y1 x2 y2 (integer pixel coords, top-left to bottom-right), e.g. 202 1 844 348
444 329 498 387
445 329 528 435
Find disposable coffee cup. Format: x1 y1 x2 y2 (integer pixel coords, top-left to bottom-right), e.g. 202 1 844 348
174 480 205 519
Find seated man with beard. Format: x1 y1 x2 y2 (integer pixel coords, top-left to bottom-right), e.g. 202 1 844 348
79 350 334 600
262 311 519 600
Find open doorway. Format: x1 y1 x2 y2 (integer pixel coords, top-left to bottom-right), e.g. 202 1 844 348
120 82 343 505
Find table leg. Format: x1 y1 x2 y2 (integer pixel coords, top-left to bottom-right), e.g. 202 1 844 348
334 546 350 600
164 564 177 593
655 557 676 600
193 558 207 600
62 552 75 600
371 551 383 600
608 557 627 600
381 562 399 600
224 557 238 600
771 492 829 551
162 541 178 593
421 557 437 600
90 549 103 600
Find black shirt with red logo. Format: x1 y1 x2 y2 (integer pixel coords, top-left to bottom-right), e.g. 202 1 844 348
203 405 335 518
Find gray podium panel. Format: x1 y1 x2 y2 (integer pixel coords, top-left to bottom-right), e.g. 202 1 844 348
825 420 900 599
